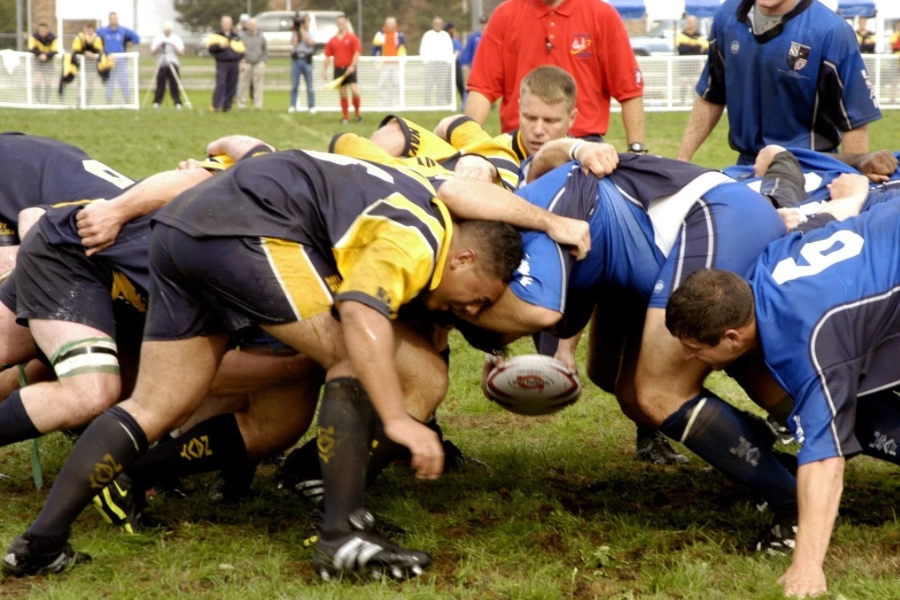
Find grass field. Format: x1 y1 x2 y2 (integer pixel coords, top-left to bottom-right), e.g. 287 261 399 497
0 106 899 599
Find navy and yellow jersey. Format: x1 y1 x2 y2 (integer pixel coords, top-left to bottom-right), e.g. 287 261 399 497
378 115 520 191
208 30 245 61
28 31 58 59
751 199 900 465
153 150 453 319
71 32 103 56
855 29 875 54
0 132 129 245
330 132 455 189
676 30 708 55
698 0 881 162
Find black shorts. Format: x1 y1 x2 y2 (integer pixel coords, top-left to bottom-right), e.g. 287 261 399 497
334 65 358 86
4 229 144 339
144 224 339 341
761 151 809 210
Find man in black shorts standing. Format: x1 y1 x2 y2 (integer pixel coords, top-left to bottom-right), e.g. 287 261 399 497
323 14 362 124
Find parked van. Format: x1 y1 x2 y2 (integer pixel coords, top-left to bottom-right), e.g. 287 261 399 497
255 10 354 57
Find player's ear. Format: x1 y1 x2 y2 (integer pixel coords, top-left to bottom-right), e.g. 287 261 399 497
450 248 476 269
723 328 743 347
568 106 578 126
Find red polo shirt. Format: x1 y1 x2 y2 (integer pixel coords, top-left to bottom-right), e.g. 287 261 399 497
467 0 644 137
325 32 362 68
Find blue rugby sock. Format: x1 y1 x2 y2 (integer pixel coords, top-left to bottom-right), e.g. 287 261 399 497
659 390 797 513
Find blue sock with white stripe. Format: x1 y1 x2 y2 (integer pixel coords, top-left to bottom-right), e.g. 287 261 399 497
659 390 797 513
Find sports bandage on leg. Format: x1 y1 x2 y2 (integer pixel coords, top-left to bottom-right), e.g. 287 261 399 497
49 337 119 378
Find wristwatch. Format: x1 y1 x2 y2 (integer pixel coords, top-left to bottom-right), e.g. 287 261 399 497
628 142 648 154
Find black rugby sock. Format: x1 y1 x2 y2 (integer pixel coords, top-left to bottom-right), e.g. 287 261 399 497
660 390 797 513
126 413 249 489
0 389 41 447
28 405 148 539
317 378 377 537
855 390 900 467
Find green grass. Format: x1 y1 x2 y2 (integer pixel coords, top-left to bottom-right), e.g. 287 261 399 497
0 108 899 599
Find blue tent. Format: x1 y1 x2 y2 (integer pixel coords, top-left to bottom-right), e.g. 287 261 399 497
837 0 877 17
684 0 723 18
609 0 648 19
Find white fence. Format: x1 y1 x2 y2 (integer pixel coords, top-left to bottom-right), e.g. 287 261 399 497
0 51 140 109
614 54 900 111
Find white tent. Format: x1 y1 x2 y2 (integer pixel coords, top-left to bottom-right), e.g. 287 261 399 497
55 0 194 46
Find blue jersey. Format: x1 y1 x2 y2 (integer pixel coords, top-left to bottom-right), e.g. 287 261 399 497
698 0 881 162
510 155 785 312
96 25 139 53
751 199 900 466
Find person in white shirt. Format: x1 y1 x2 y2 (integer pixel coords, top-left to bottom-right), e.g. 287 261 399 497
150 21 185 109
419 16 454 106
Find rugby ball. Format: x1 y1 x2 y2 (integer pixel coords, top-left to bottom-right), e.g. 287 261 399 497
484 354 582 416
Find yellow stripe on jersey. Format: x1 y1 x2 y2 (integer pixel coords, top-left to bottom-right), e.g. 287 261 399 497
330 133 444 193
260 238 335 321
50 198 95 209
392 117 459 161
332 193 450 318
110 272 147 312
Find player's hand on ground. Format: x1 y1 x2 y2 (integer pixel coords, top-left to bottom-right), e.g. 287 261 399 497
857 149 897 183
454 155 497 182
778 563 827 598
546 215 591 260
77 200 125 256
206 135 272 162
383 416 444 480
573 142 618 178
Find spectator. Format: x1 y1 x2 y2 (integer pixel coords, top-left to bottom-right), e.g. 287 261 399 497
96 12 139 104
323 14 362 124
239 13 251 34
675 15 707 102
289 13 316 113
150 20 184 110
61 22 107 104
461 16 487 76
420 16 454 107
676 15 707 55
465 0 646 151
446 22 466 106
237 17 267 109
208 15 245 113
891 21 900 103
372 16 407 107
855 17 876 54
677 0 881 164
28 22 58 105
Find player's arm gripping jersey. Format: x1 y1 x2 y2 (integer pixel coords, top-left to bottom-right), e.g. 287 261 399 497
751 201 900 466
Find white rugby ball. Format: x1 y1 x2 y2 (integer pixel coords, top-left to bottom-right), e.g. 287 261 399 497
484 354 582 416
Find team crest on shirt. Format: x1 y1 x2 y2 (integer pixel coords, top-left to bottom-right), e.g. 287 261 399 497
786 41 811 72
570 34 593 58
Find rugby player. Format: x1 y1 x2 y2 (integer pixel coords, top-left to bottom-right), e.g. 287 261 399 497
442 139 881 547
665 198 900 597
2 144 590 580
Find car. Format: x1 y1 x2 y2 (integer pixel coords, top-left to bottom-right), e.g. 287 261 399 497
629 19 711 56
255 10 354 58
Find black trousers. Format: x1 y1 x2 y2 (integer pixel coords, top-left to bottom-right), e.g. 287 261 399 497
212 60 239 111
154 63 182 105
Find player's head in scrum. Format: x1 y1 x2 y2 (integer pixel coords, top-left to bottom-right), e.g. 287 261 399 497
517 66 578 157
665 269 757 370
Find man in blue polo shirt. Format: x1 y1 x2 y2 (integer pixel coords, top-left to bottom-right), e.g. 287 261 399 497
96 12 139 104
677 0 881 165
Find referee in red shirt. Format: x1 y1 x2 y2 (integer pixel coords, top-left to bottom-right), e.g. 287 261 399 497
466 0 647 153
324 14 363 123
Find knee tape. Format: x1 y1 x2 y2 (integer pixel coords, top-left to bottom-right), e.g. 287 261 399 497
50 337 119 378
